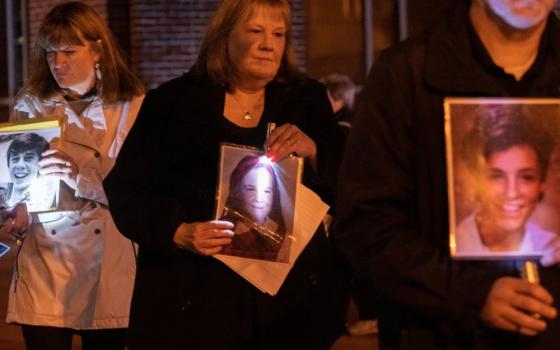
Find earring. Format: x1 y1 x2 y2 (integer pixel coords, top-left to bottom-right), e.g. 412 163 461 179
95 62 102 80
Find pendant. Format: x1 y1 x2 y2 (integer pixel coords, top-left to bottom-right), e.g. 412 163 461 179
243 111 252 120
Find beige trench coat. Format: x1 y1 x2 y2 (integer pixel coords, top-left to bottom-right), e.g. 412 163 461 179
6 92 143 329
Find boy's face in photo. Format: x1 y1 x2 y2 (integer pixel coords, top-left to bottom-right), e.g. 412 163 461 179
478 144 544 236
9 150 41 189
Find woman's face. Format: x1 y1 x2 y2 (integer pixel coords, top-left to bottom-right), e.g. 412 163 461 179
479 144 545 235
484 0 555 29
228 5 286 87
46 40 99 95
239 166 274 223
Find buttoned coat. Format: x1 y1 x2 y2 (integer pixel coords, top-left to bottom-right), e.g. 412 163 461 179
6 92 143 329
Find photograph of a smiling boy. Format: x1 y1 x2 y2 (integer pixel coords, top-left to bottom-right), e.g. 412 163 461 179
216 145 298 263
0 129 59 212
449 101 560 257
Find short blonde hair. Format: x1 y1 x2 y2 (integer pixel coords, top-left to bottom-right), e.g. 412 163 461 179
22 1 143 103
194 0 303 88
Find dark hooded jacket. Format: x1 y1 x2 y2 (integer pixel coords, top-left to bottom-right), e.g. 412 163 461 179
334 0 560 349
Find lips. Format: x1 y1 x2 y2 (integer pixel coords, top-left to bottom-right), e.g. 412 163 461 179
501 203 524 213
12 168 30 179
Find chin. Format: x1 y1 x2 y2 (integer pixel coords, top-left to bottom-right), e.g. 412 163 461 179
507 17 547 29
496 219 525 234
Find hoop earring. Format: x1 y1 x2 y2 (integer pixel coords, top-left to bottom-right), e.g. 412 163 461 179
95 62 102 80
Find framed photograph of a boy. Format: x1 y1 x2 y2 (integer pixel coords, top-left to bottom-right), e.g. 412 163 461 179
214 143 302 263
445 98 560 260
0 117 62 213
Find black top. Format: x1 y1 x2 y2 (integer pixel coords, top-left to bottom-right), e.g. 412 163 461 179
104 70 346 349
218 111 268 148
334 0 560 348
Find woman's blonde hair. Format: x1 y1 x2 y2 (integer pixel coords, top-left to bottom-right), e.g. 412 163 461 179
194 0 303 88
22 1 143 103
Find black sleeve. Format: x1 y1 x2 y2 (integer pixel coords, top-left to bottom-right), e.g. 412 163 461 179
299 79 345 207
332 51 497 334
104 85 185 257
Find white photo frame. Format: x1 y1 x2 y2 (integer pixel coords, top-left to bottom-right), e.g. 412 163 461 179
214 143 302 263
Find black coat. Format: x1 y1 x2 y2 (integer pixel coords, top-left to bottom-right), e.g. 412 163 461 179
104 71 346 349
333 0 560 349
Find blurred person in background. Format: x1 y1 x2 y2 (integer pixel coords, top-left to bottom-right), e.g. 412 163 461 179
321 73 356 137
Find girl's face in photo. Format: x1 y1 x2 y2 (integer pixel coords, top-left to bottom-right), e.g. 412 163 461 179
478 144 545 236
239 166 274 223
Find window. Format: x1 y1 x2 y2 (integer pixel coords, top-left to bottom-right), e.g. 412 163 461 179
0 0 27 122
306 0 447 84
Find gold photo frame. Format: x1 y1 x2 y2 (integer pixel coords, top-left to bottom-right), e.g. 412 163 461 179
0 117 63 213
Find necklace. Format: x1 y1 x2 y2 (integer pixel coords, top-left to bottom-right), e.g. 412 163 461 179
230 90 265 121
230 93 253 120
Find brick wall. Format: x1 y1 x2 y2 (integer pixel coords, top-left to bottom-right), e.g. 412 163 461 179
130 0 306 89
27 0 306 90
27 0 108 52
129 0 220 89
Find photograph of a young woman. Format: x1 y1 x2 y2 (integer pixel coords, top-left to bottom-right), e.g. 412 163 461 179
454 104 558 256
219 154 288 262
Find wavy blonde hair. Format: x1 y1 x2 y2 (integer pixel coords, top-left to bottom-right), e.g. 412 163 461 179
22 1 143 103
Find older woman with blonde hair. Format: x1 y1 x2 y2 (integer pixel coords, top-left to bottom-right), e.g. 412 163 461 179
104 0 346 348
3 2 144 349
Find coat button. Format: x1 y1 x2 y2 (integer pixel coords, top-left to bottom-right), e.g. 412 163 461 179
51 229 57 235
94 228 101 235
309 274 318 286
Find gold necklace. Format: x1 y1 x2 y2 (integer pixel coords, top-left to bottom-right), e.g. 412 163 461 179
230 93 252 120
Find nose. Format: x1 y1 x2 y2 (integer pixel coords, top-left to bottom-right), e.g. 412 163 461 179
51 52 67 68
505 178 520 199
254 190 265 203
259 33 273 52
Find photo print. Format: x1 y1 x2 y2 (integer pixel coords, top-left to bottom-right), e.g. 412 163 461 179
215 143 302 263
445 98 560 259
0 118 61 213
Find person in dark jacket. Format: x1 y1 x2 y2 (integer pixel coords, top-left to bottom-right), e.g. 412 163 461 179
103 0 346 349
333 0 560 348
